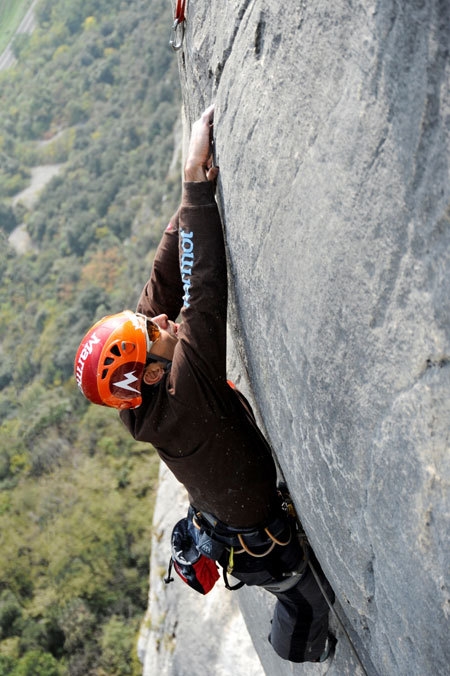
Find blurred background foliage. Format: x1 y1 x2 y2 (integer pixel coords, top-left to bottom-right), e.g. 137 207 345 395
0 0 181 673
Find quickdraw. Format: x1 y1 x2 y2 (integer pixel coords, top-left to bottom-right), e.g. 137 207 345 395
170 0 187 51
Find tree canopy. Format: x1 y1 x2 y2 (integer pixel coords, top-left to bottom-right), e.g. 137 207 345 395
0 1 181 673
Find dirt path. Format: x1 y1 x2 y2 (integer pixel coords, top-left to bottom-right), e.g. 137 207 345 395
12 164 63 209
9 163 64 254
2 0 65 255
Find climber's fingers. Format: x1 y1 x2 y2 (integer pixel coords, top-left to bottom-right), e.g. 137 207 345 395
185 104 216 181
206 165 219 181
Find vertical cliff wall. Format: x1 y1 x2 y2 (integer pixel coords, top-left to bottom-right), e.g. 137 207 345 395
172 2 449 675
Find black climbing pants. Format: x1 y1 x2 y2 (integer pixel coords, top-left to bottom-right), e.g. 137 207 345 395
268 552 334 662
216 522 334 663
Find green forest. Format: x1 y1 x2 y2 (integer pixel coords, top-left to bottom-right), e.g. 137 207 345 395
0 1 181 674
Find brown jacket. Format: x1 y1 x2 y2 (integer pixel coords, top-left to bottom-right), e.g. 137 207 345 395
120 182 278 528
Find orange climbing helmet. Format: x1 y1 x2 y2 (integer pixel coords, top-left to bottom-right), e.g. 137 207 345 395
74 311 160 409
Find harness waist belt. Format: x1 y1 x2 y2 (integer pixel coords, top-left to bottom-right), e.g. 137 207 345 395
192 508 288 549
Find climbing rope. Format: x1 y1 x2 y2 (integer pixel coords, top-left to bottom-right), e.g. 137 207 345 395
278 480 369 674
170 0 186 51
308 558 369 675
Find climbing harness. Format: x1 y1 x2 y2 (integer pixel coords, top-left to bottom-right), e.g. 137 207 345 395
170 0 186 51
192 504 304 594
193 509 292 557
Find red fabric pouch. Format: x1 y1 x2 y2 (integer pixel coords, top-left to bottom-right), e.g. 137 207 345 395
165 517 220 595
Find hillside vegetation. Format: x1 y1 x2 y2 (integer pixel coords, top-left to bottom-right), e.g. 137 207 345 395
0 1 181 674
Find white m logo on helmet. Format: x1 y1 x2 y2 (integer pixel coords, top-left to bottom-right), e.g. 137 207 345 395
114 370 140 394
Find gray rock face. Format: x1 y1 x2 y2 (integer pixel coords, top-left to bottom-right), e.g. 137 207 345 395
174 2 450 675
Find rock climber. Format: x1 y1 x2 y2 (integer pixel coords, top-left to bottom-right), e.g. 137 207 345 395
74 104 336 663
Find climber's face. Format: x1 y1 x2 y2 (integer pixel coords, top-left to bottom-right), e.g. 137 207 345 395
149 314 179 360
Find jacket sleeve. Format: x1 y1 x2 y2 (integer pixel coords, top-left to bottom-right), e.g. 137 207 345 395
135 209 183 321
169 181 228 400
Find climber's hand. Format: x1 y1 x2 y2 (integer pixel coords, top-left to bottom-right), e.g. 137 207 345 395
185 104 219 182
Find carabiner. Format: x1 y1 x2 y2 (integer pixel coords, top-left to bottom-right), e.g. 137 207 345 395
170 18 185 51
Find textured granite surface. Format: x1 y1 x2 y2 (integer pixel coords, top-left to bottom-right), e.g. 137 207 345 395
173 2 450 675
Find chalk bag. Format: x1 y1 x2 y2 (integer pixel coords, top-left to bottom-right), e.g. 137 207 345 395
164 517 220 595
